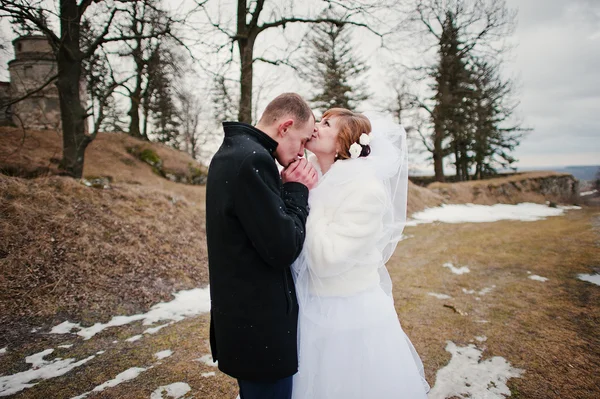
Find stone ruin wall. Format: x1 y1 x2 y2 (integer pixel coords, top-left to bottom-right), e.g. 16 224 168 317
0 35 82 131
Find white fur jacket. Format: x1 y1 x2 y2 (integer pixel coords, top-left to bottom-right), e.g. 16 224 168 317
303 156 387 297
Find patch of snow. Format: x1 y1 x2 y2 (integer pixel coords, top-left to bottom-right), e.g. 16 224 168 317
96 351 105 355
475 336 488 342
125 335 143 343
411 203 575 224
70 367 149 399
428 341 524 399
154 350 173 360
0 348 6 356
479 286 495 295
463 286 495 296
50 321 80 335
194 354 218 367
201 372 216 377
30 328 40 333
0 350 94 396
144 323 172 335
529 275 548 282
150 382 191 399
580 190 597 196
50 287 211 340
58 344 73 349
428 293 452 300
443 262 470 275
26 349 54 369
577 273 600 286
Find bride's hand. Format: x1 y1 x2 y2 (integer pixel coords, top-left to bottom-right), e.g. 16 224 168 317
281 158 318 190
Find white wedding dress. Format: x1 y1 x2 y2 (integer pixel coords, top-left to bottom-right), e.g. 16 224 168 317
291 114 430 398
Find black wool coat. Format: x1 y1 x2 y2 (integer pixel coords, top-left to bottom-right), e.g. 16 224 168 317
205 122 309 381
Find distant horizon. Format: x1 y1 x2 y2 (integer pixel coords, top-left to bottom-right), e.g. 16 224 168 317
408 164 599 178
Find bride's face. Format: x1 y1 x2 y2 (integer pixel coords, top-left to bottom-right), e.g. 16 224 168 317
306 116 339 156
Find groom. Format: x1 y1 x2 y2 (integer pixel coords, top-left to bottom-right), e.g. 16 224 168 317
206 93 318 398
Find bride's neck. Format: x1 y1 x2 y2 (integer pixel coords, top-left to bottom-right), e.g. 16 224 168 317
317 153 336 174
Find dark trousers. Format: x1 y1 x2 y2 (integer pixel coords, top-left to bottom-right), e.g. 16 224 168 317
238 375 293 399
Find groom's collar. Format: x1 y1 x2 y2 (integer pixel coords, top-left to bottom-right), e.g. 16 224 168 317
223 122 278 156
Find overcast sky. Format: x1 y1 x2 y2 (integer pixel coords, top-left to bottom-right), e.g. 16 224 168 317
501 0 599 168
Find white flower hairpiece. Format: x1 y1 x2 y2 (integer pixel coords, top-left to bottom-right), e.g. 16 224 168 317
359 133 371 145
349 142 362 159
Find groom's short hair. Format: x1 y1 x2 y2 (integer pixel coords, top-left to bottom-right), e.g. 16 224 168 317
259 93 314 127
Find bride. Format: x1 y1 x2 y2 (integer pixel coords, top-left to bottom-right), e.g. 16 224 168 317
291 108 430 398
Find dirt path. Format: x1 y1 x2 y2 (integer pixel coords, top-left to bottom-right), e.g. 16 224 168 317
1 208 598 399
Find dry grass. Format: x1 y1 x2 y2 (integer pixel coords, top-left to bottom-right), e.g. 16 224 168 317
389 207 600 398
407 180 445 214
1 207 597 399
0 174 208 348
0 127 207 199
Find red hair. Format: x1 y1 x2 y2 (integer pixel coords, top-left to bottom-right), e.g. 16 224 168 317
323 108 371 160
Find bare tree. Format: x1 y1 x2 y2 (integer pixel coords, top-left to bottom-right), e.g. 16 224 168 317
0 0 183 178
176 88 208 159
194 0 392 123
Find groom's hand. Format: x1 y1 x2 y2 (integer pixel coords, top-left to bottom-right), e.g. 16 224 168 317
281 158 318 190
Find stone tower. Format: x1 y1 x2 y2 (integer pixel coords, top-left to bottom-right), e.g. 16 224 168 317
7 35 61 130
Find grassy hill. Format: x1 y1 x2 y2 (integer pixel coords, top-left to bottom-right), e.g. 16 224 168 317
0 128 210 346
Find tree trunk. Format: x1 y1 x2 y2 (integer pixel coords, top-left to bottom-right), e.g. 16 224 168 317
238 35 255 124
433 125 445 182
128 56 144 138
454 146 461 180
142 96 150 140
236 0 256 124
58 0 88 178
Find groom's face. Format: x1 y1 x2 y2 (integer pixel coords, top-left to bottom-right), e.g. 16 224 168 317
275 116 317 167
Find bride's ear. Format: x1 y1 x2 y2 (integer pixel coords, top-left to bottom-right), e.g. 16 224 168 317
278 119 294 137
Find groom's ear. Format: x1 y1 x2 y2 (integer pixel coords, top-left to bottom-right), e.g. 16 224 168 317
278 119 294 136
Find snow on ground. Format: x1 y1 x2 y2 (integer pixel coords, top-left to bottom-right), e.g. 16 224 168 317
463 286 495 296
0 348 5 356
154 350 173 360
58 344 73 349
428 341 524 399
578 273 600 286
144 323 173 335
0 349 95 397
150 382 191 399
50 287 211 340
529 275 549 282
580 190 597 196
428 293 452 300
201 372 216 377
125 335 143 343
70 367 150 399
410 203 578 224
475 336 488 342
443 262 470 275
194 354 218 367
